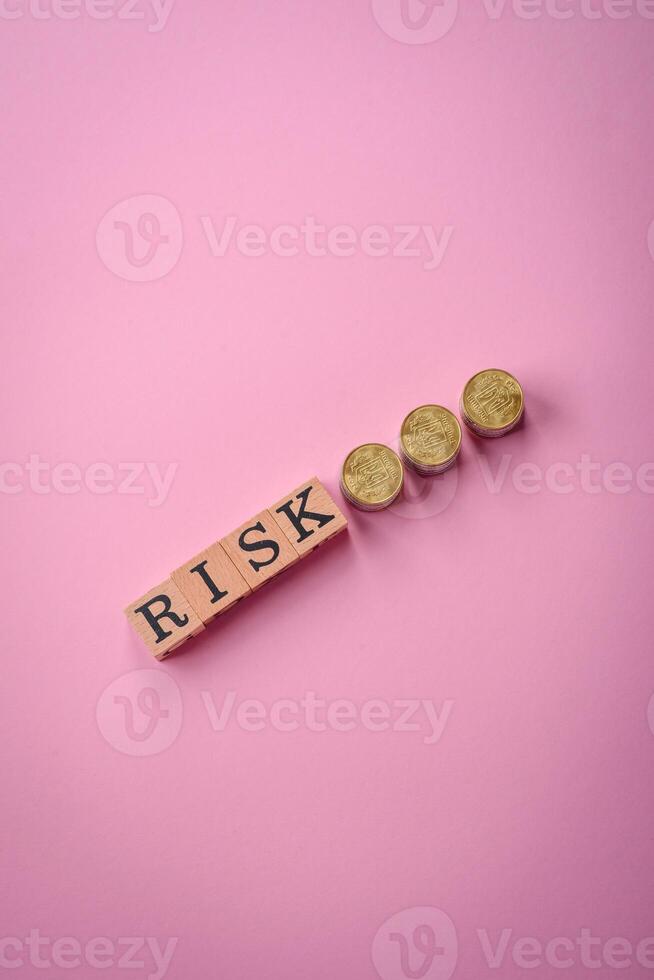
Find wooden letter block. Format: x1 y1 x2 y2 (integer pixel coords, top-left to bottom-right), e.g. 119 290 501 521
125 578 204 660
171 541 251 625
270 477 348 557
220 510 299 591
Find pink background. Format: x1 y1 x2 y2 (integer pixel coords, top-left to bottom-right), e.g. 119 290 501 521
2 1 654 978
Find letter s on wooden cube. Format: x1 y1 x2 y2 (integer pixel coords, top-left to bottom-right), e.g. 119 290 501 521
220 510 300 591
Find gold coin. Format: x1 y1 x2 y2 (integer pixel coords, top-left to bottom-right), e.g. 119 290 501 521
400 405 462 475
340 443 404 511
460 369 524 437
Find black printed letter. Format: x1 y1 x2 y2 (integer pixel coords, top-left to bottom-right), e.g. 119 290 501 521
275 485 334 543
189 560 229 605
134 595 189 644
238 521 280 571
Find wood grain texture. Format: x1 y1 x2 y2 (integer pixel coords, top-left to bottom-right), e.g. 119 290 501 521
124 578 204 660
220 509 299 590
270 477 348 557
171 540 251 624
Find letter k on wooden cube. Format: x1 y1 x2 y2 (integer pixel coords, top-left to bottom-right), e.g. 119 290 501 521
270 478 347 557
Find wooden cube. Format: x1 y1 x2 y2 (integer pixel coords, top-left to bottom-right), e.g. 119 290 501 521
171 541 251 624
125 578 204 660
220 510 299 590
270 477 348 557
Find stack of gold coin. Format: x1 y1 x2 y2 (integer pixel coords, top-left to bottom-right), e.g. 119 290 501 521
340 443 404 511
400 405 462 476
460 369 524 438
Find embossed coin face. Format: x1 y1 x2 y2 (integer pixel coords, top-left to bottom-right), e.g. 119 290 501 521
461 369 524 437
400 405 462 475
340 443 404 511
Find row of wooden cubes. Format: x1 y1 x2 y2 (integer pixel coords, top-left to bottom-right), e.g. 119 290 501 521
124 478 348 659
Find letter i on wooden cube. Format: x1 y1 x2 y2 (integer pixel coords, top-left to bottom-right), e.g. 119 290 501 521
220 510 300 590
270 478 347 556
125 578 204 660
171 541 251 625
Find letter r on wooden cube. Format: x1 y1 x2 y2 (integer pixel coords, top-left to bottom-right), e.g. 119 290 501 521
220 510 300 590
270 477 348 557
171 541 251 625
124 578 204 660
